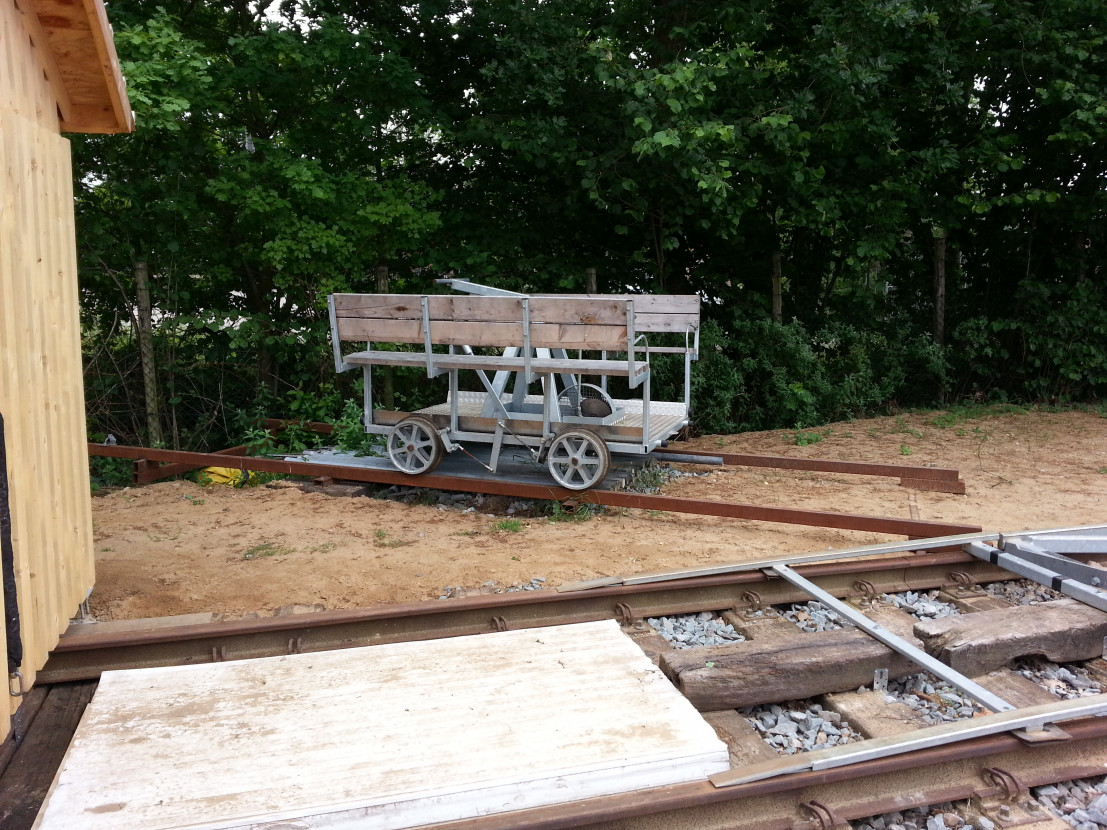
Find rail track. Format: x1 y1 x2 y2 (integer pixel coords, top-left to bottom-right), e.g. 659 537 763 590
5 533 1107 830
88 437 974 540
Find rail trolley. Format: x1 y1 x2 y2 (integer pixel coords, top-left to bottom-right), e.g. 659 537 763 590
328 280 700 490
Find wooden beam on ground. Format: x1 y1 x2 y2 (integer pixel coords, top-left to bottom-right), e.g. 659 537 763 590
913 598 1107 676
659 628 920 712
0 681 96 830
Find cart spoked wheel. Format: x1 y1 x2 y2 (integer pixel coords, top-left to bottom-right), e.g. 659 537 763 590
387 416 445 475
547 428 610 490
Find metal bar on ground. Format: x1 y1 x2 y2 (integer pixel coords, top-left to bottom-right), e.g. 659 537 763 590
133 445 249 485
259 421 962 486
711 695 1107 787
651 446 961 481
41 554 1011 683
1003 526 1107 550
87 443 980 540
1001 542 1107 586
966 540 1107 613
560 531 1001 591
768 563 1015 714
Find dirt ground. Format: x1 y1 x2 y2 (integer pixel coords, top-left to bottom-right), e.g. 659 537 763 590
88 408 1107 621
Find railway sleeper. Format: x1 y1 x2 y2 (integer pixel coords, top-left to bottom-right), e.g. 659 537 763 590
654 595 1107 713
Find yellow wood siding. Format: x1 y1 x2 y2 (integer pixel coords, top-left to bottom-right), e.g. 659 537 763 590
1 0 96 742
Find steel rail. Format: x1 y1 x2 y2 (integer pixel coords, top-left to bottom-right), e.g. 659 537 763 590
28 549 1107 830
559 530 1000 591
256 418 963 483
87 442 980 539
40 552 1010 683
652 445 961 481
429 717 1107 829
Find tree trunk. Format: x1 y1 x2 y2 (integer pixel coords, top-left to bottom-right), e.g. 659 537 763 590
133 260 163 446
770 252 783 323
932 229 947 347
586 267 597 294
376 265 395 410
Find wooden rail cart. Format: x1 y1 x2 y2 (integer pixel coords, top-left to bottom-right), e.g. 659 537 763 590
328 280 700 490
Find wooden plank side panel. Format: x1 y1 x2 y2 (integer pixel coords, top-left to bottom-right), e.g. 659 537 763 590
0 110 12 747
48 131 94 627
336 317 631 350
335 293 695 331
2 0 62 131
0 60 96 743
343 351 648 378
12 0 71 124
634 311 701 333
334 294 525 322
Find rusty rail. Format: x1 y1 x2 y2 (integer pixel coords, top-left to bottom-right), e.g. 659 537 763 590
87 442 980 540
652 446 966 493
28 551 1107 830
41 552 1005 682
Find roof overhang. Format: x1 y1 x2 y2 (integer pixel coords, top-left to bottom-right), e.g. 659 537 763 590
17 0 134 134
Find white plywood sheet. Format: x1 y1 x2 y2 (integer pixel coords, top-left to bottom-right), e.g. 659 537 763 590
34 620 729 830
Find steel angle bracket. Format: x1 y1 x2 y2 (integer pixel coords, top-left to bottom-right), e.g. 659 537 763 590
965 525 1107 612
711 695 1107 788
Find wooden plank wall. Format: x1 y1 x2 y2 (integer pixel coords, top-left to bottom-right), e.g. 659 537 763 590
0 0 97 742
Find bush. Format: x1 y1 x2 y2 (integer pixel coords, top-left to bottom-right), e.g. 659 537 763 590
689 315 948 433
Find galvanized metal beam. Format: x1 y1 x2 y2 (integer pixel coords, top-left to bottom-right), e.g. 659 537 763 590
966 539 1107 613
768 563 1015 714
712 696 1107 787
650 446 961 481
560 531 1000 591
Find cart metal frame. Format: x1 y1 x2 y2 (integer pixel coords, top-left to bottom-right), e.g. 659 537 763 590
328 280 700 489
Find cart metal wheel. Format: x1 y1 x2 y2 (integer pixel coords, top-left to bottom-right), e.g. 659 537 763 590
547 428 610 490
387 416 445 475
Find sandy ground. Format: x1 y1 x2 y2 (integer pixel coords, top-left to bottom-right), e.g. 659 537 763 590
88 409 1107 620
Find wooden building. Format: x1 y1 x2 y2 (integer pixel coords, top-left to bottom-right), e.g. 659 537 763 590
1 0 132 741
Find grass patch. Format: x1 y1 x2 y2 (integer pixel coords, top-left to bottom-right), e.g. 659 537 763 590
374 530 412 548
628 460 673 492
545 501 599 523
781 429 825 446
890 417 924 439
242 541 294 560
926 402 1030 428
492 518 525 533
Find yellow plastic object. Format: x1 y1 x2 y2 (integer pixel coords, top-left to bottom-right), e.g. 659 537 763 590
199 466 259 487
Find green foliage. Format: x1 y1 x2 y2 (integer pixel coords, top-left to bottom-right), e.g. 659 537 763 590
544 501 599 523
89 456 132 491
782 430 825 447
953 280 1107 401
330 401 383 456
927 403 1030 428
242 541 293 560
74 0 1107 445
689 317 947 434
492 518 525 534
